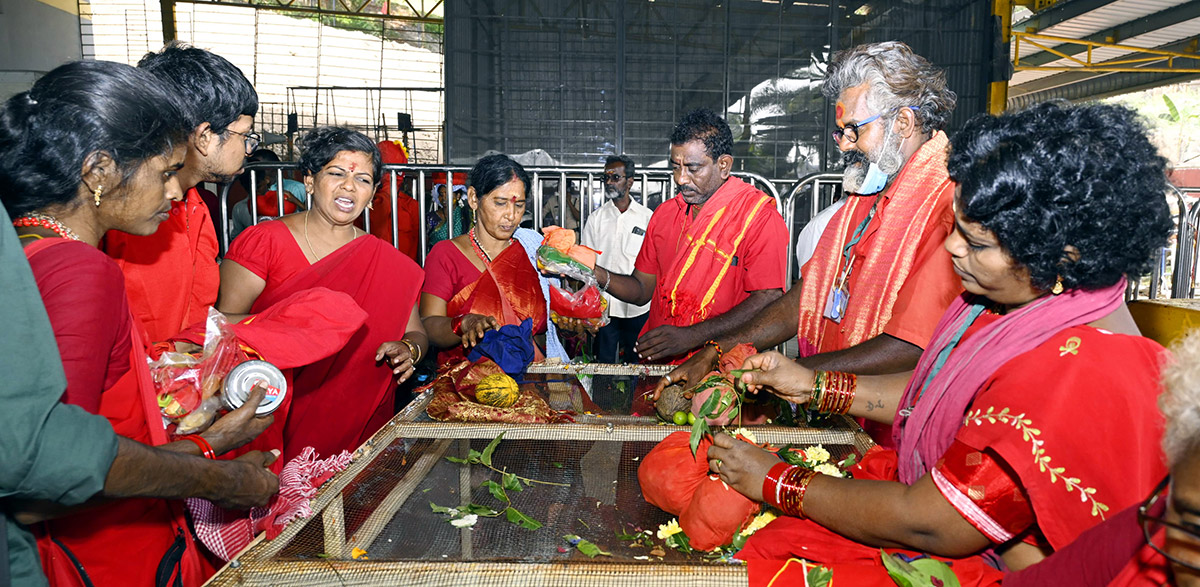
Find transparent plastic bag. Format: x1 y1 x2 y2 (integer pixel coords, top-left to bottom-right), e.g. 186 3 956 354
150 308 244 434
548 282 610 329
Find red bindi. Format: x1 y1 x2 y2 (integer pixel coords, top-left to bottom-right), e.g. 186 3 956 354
349 163 357 172
835 103 845 121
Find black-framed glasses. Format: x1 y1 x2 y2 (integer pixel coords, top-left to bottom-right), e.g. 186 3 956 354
603 172 627 183
1140 475 1200 571
831 106 919 144
226 129 262 155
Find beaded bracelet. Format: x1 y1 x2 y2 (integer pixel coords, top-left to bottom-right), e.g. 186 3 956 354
703 340 724 364
179 435 216 460
762 462 818 518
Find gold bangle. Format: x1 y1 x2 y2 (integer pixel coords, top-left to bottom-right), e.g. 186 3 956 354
400 338 421 364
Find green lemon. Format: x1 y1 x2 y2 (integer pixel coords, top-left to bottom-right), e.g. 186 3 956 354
687 412 696 425
672 411 689 426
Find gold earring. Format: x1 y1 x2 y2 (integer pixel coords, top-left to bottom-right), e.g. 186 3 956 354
367 201 374 211
93 184 103 207
1051 277 1064 295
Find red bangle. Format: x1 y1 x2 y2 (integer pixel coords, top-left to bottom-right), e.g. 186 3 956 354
180 435 216 459
763 462 793 510
451 315 465 337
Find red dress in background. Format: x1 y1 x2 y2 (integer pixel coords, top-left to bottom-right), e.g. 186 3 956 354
104 186 220 342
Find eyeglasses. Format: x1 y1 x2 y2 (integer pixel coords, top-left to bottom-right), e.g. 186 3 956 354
832 106 919 144
226 129 262 155
1140 476 1200 572
603 173 627 183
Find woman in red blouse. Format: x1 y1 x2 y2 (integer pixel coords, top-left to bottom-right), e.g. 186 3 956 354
706 102 1174 583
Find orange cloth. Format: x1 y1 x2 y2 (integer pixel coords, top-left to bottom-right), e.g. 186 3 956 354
796 132 960 357
104 186 220 342
634 177 788 346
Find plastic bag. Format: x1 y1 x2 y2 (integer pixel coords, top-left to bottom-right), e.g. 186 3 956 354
150 308 245 434
548 282 610 329
536 226 599 284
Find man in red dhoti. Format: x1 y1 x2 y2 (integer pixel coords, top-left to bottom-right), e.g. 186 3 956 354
659 43 963 444
103 42 259 342
595 109 789 365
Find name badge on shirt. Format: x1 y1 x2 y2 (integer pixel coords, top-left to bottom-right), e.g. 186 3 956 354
823 284 849 323
632 226 645 236
731 255 740 267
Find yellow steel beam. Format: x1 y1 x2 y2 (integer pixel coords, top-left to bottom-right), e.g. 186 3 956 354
989 0 1012 114
1013 31 1200 73
1129 299 1200 347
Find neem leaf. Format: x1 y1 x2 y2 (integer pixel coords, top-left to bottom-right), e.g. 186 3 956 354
467 449 483 463
698 386 723 417
504 506 543 530
482 480 508 503
445 456 470 464
462 503 499 516
502 472 523 492
563 535 611 557
481 432 505 467
689 418 710 457
430 502 453 514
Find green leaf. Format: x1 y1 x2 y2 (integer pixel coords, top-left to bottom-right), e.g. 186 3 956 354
880 550 961 587
552 462 564 468
504 506 543 530
502 472 523 492
430 502 453 514
689 418 709 457
909 558 961 587
698 388 723 418
445 456 470 464
462 503 499 516
482 480 508 503
564 535 611 557
664 532 693 553
1165 95 1181 122
481 432 505 467
806 566 833 587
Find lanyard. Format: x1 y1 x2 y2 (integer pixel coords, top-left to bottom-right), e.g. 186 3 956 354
835 195 882 288
898 303 987 417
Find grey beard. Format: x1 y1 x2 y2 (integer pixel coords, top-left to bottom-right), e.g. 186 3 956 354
605 186 624 200
839 125 904 193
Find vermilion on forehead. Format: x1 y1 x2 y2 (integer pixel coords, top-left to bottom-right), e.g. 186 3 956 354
836 103 845 122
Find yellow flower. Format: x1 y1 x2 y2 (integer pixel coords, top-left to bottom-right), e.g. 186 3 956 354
729 427 758 444
351 547 368 560
814 463 843 478
804 445 830 465
657 518 682 540
739 511 778 537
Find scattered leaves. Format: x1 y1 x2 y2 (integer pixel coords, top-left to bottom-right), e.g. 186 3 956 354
563 535 611 557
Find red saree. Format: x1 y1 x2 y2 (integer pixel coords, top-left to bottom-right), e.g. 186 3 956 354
238 232 423 461
26 238 209 587
446 241 547 335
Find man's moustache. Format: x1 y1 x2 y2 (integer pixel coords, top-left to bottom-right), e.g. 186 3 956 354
840 150 869 168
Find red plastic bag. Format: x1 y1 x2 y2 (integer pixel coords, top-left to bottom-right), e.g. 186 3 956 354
548 283 609 328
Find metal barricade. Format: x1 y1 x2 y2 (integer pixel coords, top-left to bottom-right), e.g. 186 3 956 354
219 163 783 266
780 173 844 286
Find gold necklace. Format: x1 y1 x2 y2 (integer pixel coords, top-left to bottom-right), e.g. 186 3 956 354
303 210 358 262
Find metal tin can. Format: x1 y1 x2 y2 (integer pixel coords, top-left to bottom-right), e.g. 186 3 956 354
223 360 288 416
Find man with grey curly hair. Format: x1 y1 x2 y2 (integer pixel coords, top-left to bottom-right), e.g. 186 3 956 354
657 42 963 446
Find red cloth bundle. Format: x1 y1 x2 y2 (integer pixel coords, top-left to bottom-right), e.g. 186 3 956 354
638 431 760 551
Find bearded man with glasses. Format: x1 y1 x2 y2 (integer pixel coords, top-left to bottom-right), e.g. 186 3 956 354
656 41 962 447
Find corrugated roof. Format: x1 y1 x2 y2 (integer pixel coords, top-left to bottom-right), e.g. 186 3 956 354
1009 0 1200 103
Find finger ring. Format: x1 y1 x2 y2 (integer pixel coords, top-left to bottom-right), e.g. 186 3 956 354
664 374 672 384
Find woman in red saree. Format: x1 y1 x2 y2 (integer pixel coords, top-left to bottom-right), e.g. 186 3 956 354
218 127 428 462
420 153 569 363
703 102 1174 584
4 61 276 587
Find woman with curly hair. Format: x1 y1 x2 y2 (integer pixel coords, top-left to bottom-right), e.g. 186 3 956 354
218 126 428 460
706 101 1173 583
